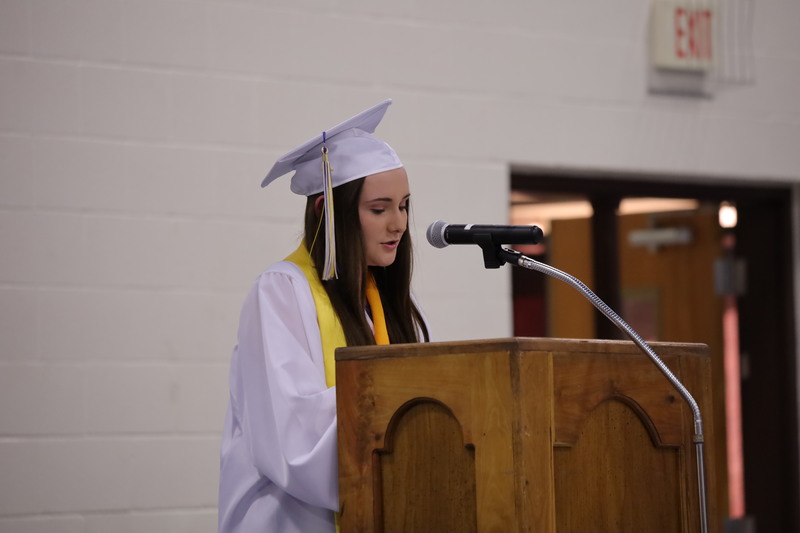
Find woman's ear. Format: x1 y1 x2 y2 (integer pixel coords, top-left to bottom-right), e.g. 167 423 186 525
314 195 324 216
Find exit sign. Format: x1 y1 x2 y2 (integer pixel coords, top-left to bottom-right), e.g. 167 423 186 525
651 1 715 71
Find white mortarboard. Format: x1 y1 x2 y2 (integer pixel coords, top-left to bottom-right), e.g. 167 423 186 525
261 99 402 279
261 98 403 195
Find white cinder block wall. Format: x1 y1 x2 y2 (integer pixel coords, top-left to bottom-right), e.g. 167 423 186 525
1 1 798 531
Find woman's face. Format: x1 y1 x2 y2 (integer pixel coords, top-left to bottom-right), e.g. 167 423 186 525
358 167 410 267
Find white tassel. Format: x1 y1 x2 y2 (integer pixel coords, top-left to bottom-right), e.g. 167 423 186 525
320 142 337 280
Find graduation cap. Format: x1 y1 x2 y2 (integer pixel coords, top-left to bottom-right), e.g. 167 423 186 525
262 99 402 194
262 99 403 279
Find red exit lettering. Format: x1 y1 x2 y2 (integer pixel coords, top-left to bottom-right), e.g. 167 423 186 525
675 8 713 60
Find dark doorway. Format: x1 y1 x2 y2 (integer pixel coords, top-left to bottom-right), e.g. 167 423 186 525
511 172 798 532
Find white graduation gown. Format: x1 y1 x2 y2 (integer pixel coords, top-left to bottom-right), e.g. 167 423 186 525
219 260 338 533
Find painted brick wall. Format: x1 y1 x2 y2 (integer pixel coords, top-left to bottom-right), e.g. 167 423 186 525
1 1 798 531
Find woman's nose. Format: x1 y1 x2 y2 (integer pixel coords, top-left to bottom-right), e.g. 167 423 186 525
389 209 406 232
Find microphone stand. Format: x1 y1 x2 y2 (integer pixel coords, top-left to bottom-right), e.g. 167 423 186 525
490 245 709 533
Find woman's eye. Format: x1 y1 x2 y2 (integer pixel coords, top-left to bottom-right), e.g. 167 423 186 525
371 209 385 215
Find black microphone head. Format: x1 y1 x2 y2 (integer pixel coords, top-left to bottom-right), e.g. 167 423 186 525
426 220 449 248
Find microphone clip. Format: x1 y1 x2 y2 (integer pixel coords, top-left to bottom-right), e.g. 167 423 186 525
474 233 520 269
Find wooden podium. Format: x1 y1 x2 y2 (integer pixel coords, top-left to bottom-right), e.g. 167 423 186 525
335 337 717 533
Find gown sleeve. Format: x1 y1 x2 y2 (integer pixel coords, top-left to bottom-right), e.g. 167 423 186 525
227 262 338 511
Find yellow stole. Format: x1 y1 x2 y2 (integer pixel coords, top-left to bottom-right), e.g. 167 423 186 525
365 275 390 346
285 245 389 532
284 245 389 388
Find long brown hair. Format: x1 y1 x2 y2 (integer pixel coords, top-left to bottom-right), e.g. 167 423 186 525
304 177 429 346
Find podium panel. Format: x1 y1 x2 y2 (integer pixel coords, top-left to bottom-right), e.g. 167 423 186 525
379 400 477 532
336 338 717 533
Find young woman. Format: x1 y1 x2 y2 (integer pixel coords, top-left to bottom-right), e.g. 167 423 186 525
218 100 429 533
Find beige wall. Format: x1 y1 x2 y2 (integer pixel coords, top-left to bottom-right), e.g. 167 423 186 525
1 1 799 531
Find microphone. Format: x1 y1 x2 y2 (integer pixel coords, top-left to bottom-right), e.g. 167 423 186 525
426 220 544 249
